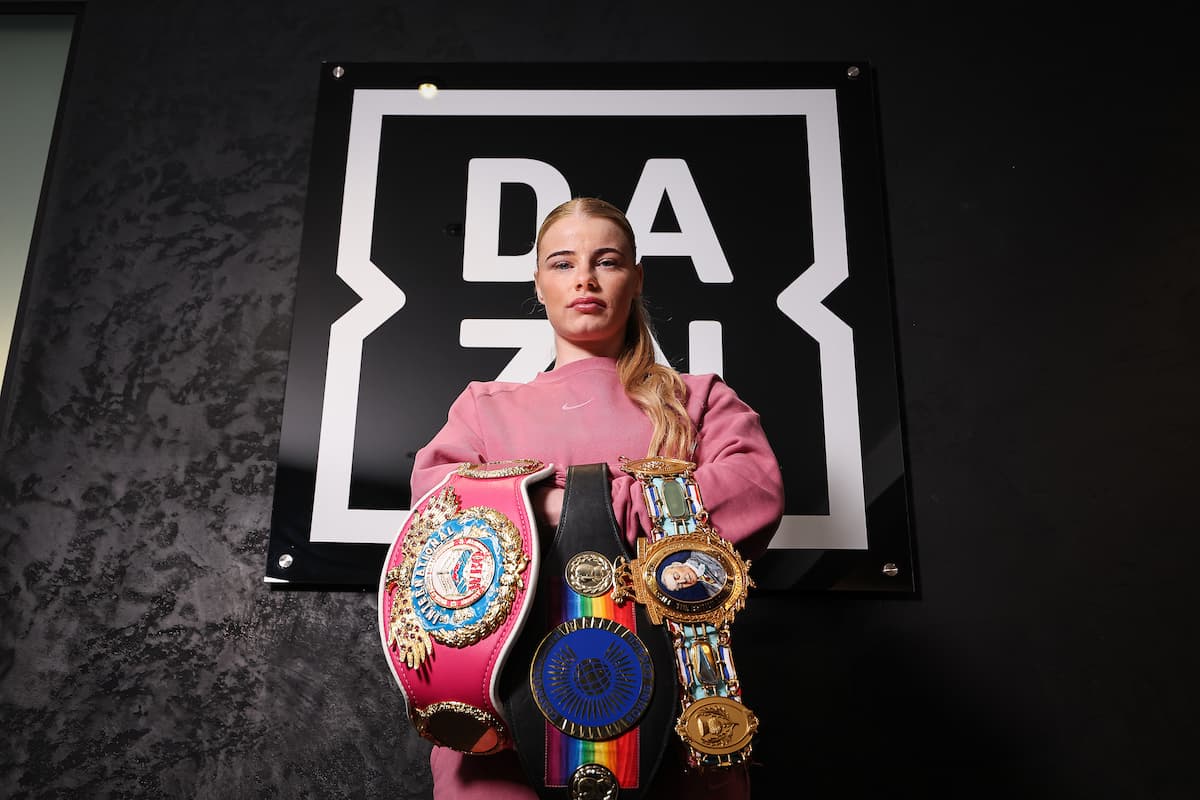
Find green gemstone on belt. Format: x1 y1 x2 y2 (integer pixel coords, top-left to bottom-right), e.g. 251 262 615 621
662 479 689 519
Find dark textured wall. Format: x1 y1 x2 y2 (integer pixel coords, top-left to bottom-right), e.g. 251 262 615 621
2 1 1197 798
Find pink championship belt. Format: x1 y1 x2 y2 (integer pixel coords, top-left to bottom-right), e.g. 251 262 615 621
378 458 554 754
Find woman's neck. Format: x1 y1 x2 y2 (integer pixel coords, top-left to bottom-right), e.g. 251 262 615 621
552 339 623 369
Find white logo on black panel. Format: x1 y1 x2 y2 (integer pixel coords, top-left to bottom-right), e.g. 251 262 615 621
309 89 866 552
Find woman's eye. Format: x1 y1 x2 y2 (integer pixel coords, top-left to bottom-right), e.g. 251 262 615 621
552 261 571 270
598 259 618 268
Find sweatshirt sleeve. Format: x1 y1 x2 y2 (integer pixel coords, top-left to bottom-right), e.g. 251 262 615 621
611 376 785 560
410 384 487 501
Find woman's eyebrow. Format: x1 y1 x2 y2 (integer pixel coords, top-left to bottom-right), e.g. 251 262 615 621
542 246 626 263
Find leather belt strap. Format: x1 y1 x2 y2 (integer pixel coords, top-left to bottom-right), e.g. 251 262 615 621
500 463 678 800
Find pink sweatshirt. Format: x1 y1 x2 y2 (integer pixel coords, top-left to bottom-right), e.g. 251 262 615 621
409 356 785 800
411 356 785 560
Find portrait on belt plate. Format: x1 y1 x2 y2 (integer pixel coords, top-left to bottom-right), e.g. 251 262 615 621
657 549 730 603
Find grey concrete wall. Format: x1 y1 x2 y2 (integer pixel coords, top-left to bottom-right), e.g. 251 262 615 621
2 1 1197 798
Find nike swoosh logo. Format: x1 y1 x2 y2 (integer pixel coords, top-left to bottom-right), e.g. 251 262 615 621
561 399 593 411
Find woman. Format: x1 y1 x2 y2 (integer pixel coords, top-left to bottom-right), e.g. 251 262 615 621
410 197 785 799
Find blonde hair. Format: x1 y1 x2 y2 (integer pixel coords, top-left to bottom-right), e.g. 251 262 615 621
536 198 695 459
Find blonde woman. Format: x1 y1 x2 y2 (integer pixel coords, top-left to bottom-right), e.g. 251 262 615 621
410 197 784 799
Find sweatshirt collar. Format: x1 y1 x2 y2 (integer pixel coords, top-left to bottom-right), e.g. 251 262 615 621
533 356 619 383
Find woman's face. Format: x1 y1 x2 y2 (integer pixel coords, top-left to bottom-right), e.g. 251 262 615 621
535 213 643 364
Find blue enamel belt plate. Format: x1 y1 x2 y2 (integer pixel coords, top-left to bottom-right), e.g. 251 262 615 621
530 616 654 741
411 515 506 635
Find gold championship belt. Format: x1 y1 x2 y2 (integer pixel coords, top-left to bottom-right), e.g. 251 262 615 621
612 456 759 769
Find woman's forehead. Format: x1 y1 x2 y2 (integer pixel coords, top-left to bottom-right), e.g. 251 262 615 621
539 214 631 251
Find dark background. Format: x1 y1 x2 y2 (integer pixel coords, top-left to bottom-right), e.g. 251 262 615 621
2 1 1197 798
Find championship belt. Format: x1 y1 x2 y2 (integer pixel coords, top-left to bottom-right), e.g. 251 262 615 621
378 458 554 755
500 463 678 800
613 456 759 769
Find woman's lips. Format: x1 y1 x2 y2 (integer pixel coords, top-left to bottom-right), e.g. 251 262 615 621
569 297 607 311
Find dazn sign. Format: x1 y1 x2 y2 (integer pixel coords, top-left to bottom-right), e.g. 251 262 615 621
266 63 915 592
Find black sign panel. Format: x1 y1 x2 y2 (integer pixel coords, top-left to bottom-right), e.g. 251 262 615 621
266 62 916 593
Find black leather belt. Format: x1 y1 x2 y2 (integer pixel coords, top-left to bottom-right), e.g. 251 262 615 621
500 463 678 800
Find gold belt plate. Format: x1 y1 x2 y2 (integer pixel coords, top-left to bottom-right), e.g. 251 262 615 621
611 531 753 627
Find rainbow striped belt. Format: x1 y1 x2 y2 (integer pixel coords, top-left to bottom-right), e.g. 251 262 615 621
501 463 678 800
539 573 642 787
